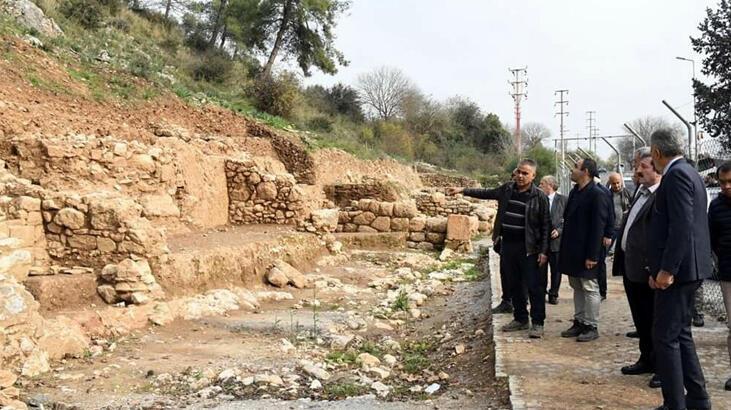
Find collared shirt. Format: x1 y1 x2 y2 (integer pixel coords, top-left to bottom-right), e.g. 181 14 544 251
663 156 683 175
621 182 660 252
548 192 556 210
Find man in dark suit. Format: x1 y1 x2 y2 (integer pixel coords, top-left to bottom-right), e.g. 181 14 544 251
595 180 616 300
539 175 567 305
559 158 610 342
648 129 712 410
613 147 662 387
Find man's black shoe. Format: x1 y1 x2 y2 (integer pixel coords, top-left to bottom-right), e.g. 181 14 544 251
576 326 599 342
548 295 558 305
648 374 662 389
560 320 584 338
692 314 705 327
621 361 654 375
600 294 607 301
491 301 513 314
626 330 640 338
725 376 731 391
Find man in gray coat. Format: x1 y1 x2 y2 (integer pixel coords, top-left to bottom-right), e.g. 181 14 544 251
539 175 567 305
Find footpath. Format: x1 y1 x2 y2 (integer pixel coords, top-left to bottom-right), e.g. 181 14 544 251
490 250 731 410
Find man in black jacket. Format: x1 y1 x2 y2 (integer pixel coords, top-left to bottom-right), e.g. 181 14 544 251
613 147 661 386
649 129 711 410
710 160 731 391
448 159 550 338
559 158 610 342
539 175 567 305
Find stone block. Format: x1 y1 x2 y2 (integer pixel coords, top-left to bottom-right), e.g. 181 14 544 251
390 218 409 232
409 232 426 242
393 201 418 218
447 214 472 241
409 217 426 232
353 211 376 225
426 232 445 244
425 217 447 233
371 216 391 232
67 235 97 250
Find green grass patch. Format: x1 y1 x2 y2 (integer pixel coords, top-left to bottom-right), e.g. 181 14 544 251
325 350 358 365
402 340 434 374
324 381 369 399
358 340 384 358
464 265 484 281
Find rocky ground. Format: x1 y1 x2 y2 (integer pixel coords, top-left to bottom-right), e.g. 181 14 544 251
14 241 509 410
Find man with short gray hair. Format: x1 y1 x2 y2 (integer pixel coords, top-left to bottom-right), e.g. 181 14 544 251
649 128 711 410
539 175 567 304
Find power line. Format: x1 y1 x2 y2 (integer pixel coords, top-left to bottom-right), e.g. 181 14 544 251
509 67 528 155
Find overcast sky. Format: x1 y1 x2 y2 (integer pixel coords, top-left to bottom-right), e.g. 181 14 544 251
303 0 718 158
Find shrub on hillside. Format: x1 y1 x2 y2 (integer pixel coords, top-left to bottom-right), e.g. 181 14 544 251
59 0 120 29
189 51 233 83
251 72 300 118
308 116 333 132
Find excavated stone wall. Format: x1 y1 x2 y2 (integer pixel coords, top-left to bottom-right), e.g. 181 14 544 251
0 193 48 277
324 180 402 207
40 192 166 270
225 159 304 225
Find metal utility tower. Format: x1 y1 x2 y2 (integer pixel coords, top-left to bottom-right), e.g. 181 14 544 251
586 111 596 152
509 67 528 155
554 89 569 166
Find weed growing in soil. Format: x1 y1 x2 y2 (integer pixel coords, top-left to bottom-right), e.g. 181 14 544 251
391 289 409 312
402 340 434 374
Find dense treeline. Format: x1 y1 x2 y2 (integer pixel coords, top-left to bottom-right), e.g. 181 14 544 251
27 0 560 182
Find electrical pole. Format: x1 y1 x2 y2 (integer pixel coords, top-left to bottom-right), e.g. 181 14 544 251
509 67 528 155
586 111 596 152
554 89 569 170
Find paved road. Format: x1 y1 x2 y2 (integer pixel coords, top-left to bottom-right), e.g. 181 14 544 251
491 250 731 410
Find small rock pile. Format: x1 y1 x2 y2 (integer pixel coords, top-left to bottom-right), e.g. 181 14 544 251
225 160 304 225
97 258 165 305
266 259 309 289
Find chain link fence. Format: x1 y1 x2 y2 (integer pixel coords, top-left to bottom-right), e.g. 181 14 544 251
697 136 730 320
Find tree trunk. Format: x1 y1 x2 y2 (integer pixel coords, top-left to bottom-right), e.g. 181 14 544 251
208 0 229 48
219 23 228 49
262 0 294 77
164 0 172 19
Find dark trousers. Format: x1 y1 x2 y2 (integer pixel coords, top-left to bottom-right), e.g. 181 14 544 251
546 251 561 297
501 241 545 325
598 247 608 297
500 262 511 303
623 276 655 365
653 280 710 410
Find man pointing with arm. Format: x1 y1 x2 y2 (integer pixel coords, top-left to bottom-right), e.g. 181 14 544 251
448 159 550 338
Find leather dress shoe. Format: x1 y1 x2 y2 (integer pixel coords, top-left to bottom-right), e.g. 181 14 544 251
626 330 639 338
648 374 662 388
621 361 654 375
